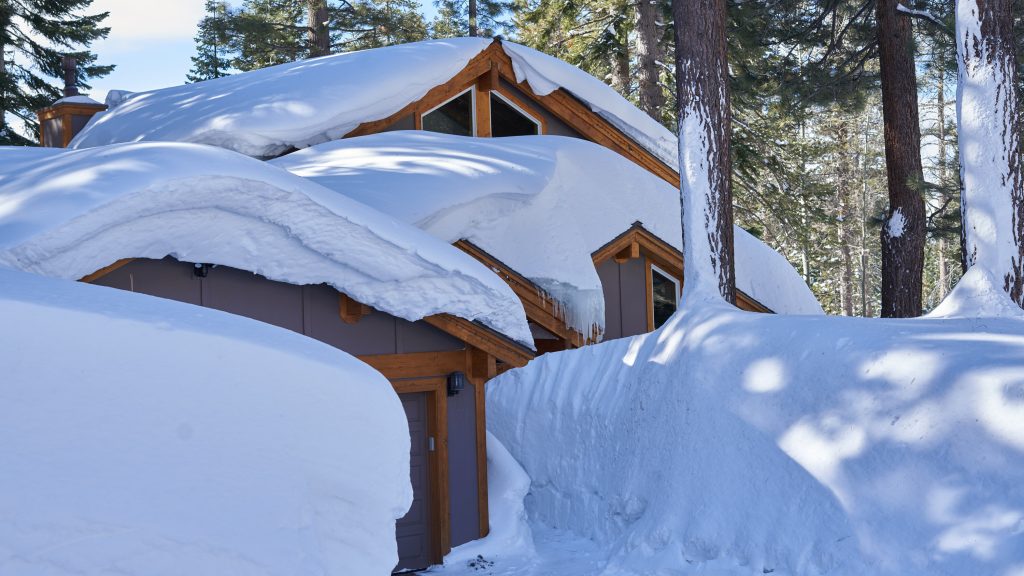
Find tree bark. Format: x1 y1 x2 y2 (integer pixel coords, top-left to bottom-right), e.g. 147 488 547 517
635 0 664 118
307 0 330 57
672 0 735 303
955 0 1024 307
469 0 478 37
876 0 927 317
836 117 855 316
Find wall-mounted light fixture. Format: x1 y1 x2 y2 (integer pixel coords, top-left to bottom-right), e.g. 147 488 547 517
193 263 211 278
447 371 467 396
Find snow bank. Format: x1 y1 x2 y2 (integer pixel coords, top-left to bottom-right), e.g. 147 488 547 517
0 268 410 574
488 301 1024 575
0 142 532 345
67 38 676 170
273 131 822 334
441 432 535 567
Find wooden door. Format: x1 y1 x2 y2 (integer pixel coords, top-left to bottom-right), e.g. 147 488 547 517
394 392 433 572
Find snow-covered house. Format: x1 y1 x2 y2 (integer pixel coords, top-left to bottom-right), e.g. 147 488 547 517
0 142 534 572
19 37 821 572
59 37 820 348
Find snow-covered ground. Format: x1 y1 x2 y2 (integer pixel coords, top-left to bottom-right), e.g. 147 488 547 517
274 131 822 336
0 142 532 346
0 268 411 575
454 296 1024 576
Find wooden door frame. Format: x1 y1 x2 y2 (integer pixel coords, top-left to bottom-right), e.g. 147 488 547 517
392 377 449 564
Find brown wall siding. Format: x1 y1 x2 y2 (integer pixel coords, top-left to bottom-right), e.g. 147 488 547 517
596 258 649 341
93 257 464 357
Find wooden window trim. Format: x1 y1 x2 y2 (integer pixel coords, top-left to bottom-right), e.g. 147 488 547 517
420 87 477 137
489 89 545 135
648 261 681 331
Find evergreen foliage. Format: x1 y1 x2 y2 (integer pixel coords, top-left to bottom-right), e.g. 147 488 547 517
0 0 112 145
187 0 232 82
186 0 428 79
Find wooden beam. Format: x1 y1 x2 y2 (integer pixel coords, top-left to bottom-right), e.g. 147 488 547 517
424 314 533 368
78 258 135 283
614 240 640 263
471 374 490 538
359 350 467 380
455 240 591 347
338 293 370 324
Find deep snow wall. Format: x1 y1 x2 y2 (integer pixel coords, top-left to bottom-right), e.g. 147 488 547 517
0 269 411 575
487 304 1024 575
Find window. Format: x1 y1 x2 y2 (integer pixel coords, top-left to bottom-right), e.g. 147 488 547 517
422 89 474 136
650 264 680 329
490 92 541 137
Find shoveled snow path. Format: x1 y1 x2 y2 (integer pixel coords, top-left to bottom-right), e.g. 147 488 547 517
427 525 607 576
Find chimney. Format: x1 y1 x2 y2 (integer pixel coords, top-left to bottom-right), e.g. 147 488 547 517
36 55 107 147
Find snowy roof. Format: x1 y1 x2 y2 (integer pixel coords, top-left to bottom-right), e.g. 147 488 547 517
272 132 824 334
52 94 104 106
0 142 532 345
67 38 677 167
0 267 410 573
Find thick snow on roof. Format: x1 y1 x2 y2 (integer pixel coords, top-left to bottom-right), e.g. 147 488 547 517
487 300 1024 575
68 38 677 168
69 38 494 156
0 142 532 345
273 132 823 334
0 268 410 574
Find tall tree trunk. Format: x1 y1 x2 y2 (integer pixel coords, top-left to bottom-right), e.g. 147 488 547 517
956 0 1024 307
836 117 855 316
876 0 926 317
672 0 735 303
635 0 663 118
859 119 871 316
936 52 950 300
307 0 330 57
469 0 478 36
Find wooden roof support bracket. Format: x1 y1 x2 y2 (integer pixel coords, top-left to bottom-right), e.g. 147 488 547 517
614 239 641 263
338 293 371 324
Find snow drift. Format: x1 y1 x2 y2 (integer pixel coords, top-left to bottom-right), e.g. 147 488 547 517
0 268 410 574
67 38 675 169
274 131 822 335
0 142 531 345
488 301 1024 575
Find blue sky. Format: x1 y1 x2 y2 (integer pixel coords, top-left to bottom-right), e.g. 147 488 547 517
86 0 439 102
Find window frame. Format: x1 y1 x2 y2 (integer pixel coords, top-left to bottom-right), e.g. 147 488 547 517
648 262 681 330
489 90 542 136
419 87 477 137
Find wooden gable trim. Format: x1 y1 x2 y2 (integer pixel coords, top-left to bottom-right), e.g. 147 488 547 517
343 41 677 187
78 258 135 282
423 313 534 368
454 240 595 348
592 223 774 314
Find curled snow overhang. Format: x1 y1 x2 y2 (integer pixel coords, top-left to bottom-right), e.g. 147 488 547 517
67 38 677 175
273 132 824 334
0 142 533 348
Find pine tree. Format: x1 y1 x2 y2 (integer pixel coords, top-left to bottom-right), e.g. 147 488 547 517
0 0 112 145
672 0 735 302
876 0 926 317
187 0 233 82
954 0 1024 309
432 0 512 37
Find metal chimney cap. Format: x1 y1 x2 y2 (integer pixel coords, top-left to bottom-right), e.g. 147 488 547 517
62 55 79 98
